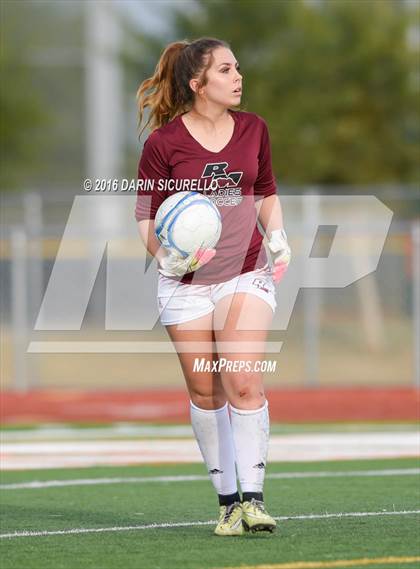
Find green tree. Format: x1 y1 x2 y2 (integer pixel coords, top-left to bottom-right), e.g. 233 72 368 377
0 3 47 190
0 1 85 192
135 0 419 187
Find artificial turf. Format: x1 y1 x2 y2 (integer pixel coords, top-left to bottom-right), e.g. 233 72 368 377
1 457 419 569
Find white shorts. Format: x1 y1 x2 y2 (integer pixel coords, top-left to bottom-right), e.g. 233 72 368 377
157 265 277 325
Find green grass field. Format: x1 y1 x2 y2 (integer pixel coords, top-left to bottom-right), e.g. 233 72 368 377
1 456 419 569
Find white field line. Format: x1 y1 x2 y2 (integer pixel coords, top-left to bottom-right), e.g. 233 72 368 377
0 425 196 441
1 433 419 470
2 424 417 442
1 468 419 491
1 510 419 540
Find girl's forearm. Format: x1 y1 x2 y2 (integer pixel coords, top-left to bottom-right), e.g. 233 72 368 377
256 194 285 239
137 219 167 264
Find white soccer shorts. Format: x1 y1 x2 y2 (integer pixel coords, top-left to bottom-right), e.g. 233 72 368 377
157 265 277 326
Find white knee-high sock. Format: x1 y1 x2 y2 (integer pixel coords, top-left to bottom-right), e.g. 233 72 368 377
190 401 238 496
229 400 270 493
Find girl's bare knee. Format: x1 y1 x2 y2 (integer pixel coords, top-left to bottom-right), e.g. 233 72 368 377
225 374 265 410
188 372 227 410
190 392 227 410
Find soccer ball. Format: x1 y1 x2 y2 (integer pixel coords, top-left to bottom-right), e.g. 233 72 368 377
154 191 222 257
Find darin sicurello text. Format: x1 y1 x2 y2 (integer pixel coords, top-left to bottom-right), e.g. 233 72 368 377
136 179 219 191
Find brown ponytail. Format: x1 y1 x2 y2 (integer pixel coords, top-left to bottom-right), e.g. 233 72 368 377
136 37 230 136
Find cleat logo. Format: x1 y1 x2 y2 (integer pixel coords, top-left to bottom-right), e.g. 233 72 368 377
209 468 224 475
253 462 266 470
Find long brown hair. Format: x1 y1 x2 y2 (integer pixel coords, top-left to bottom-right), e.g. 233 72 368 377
136 37 231 136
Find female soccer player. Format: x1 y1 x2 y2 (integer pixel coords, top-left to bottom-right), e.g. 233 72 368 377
135 37 291 536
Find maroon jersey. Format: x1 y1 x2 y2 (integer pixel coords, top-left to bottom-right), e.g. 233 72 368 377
135 110 277 285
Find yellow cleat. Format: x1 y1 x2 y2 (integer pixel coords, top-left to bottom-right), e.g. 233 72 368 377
241 499 276 533
214 502 244 536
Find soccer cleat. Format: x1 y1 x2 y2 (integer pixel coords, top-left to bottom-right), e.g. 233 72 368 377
241 498 277 533
214 502 244 536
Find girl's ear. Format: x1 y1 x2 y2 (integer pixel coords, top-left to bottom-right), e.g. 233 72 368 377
189 78 199 94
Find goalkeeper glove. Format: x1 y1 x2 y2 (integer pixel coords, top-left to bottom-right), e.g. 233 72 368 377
267 228 291 284
159 247 216 277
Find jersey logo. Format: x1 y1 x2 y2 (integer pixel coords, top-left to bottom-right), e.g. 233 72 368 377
200 162 243 207
201 162 242 187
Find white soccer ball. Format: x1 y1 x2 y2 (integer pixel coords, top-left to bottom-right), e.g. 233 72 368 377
154 191 222 257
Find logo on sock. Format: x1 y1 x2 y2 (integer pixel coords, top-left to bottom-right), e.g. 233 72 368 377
253 462 266 470
209 468 224 475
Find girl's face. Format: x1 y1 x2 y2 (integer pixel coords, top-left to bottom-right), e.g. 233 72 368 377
194 47 243 107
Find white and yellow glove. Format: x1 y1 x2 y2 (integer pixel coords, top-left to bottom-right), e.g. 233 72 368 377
267 229 291 284
159 247 216 277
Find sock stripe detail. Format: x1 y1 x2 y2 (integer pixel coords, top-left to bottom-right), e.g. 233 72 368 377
190 401 228 414
229 400 268 415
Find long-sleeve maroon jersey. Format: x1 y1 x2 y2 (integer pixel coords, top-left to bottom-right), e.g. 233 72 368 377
135 110 277 285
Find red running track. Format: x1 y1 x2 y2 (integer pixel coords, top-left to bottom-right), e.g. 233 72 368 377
1 388 419 424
